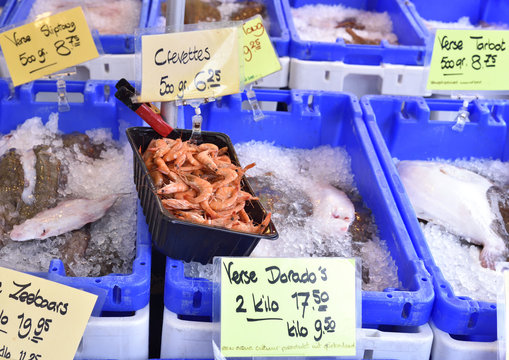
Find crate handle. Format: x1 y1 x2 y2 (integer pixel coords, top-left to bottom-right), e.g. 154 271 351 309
18 80 111 104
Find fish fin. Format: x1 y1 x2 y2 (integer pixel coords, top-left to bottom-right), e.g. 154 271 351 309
480 246 500 270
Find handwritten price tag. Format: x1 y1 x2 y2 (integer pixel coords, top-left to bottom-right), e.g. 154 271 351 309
220 258 357 357
242 16 281 84
0 7 99 87
140 27 240 102
427 29 509 91
0 266 97 360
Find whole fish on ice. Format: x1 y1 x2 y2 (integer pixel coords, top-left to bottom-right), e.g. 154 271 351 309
397 160 507 269
10 194 118 241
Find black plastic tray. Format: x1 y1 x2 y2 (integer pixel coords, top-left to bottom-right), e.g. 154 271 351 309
126 127 278 264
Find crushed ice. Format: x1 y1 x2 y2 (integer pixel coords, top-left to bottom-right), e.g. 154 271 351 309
185 141 400 292
291 4 397 44
396 157 509 303
0 114 137 277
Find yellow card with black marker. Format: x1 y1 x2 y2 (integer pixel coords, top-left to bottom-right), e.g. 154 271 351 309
427 29 509 90
0 266 97 360
140 27 240 102
242 15 281 84
0 7 99 87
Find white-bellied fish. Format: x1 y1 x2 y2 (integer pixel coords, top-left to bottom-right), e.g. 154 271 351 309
10 194 118 241
397 160 507 269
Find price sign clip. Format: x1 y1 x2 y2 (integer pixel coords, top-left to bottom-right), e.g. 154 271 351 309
449 94 479 132
188 99 209 145
245 84 264 121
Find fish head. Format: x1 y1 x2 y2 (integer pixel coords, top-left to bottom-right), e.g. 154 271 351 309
9 220 48 241
312 185 355 232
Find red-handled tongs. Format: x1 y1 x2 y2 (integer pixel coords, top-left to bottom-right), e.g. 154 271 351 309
115 78 174 137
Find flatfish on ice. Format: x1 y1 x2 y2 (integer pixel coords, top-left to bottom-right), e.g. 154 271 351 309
397 160 508 269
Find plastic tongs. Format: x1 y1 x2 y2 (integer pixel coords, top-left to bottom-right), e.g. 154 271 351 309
114 78 174 137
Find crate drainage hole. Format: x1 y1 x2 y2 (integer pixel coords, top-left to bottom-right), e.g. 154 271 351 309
363 349 374 359
104 63 110 73
113 285 122 304
324 70 330 80
307 95 314 111
401 302 411 319
193 291 202 308
467 312 479 328
397 74 403 84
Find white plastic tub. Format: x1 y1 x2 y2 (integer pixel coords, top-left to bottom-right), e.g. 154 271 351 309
430 321 497 360
289 58 431 98
160 307 433 360
75 304 149 360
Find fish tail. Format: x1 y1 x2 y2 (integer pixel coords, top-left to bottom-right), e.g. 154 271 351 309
480 244 504 270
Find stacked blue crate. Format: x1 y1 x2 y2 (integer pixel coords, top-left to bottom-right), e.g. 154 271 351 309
146 0 290 57
282 0 429 65
361 95 508 340
410 0 509 30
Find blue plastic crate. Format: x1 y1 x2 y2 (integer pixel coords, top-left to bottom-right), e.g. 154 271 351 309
4 0 150 54
410 0 509 26
147 0 290 57
164 89 434 327
282 0 428 65
0 0 17 27
409 0 509 52
0 79 151 313
361 95 509 339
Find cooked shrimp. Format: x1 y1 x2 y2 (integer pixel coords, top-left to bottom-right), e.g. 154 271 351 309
163 139 183 162
149 170 164 187
157 181 189 195
186 152 200 166
212 168 238 189
174 188 197 200
200 200 219 219
162 198 201 210
198 143 219 152
182 174 213 203
196 150 219 173
142 139 272 235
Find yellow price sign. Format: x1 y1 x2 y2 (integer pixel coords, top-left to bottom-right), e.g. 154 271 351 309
220 257 357 357
0 7 99 87
242 16 281 84
427 29 509 91
140 27 240 102
0 266 97 360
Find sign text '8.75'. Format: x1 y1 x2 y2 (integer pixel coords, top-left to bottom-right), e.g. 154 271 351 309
0 7 99 86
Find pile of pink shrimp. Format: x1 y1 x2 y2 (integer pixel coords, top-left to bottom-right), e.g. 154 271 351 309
141 138 272 234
